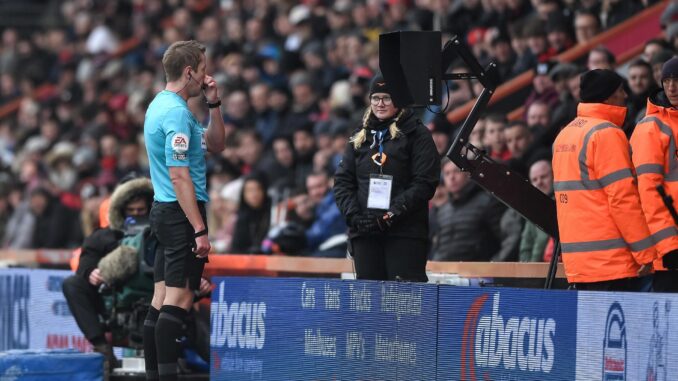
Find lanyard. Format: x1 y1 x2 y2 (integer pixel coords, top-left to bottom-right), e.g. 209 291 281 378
371 130 387 174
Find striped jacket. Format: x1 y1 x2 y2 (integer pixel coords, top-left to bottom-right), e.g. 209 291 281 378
552 102 656 283
630 90 678 270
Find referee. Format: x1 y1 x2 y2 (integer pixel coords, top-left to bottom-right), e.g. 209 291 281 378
142 40 225 381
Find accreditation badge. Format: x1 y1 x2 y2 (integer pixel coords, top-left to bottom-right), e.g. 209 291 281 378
367 173 392 210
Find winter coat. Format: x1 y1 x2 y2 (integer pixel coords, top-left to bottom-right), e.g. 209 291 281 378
553 102 656 283
430 183 505 261
334 109 440 240
630 89 678 270
76 178 153 280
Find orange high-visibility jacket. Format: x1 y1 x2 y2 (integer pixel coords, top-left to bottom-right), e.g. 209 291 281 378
630 93 678 270
552 102 656 283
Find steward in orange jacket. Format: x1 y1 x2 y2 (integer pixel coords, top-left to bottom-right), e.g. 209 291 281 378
630 57 678 292
553 69 656 291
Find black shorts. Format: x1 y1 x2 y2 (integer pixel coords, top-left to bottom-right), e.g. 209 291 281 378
150 201 208 290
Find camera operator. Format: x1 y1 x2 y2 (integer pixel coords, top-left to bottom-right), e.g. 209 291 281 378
62 177 154 368
62 177 211 371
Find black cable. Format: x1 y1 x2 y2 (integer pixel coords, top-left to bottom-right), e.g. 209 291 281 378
425 80 451 115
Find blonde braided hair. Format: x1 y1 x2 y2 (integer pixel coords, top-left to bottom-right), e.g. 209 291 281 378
349 108 404 150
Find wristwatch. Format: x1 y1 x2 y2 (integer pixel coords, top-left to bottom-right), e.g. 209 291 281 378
207 99 221 108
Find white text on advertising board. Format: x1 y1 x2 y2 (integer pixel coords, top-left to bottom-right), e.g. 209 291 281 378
211 282 266 350
474 294 556 373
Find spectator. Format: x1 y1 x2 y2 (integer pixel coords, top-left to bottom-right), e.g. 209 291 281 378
30 187 82 249
519 159 554 262
303 171 346 257
650 49 675 86
497 207 524 262
574 10 601 44
211 179 242 253
549 63 582 131
546 14 575 54
642 38 673 64
116 140 144 180
279 73 320 138
626 59 658 130
427 114 454 157
524 61 560 115
666 22 678 56
230 174 271 254
587 45 616 70
484 114 510 161
488 33 518 83
2 190 35 249
504 121 533 160
431 158 505 261
526 100 552 130
602 0 644 28
262 135 296 196
513 20 553 74
292 124 317 191
249 82 277 145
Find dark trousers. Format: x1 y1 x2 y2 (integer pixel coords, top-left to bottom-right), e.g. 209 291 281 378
62 275 106 343
572 277 643 292
653 270 678 292
351 235 428 282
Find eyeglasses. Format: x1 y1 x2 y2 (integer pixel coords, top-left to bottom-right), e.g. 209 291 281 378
370 95 393 105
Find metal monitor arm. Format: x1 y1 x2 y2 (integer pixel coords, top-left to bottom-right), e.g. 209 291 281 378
443 36 559 242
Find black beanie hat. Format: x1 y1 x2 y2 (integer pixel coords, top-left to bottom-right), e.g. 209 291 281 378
369 74 391 96
580 69 624 103
661 56 678 83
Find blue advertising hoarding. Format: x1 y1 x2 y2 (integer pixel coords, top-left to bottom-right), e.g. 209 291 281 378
210 277 438 381
436 287 578 381
0 269 90 352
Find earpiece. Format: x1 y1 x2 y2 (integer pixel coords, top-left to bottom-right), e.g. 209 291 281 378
188 71 207 90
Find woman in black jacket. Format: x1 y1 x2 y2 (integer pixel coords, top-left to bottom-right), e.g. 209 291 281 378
230 173 271 254
334 75 440 281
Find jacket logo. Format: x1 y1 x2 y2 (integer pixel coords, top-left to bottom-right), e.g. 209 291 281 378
377 82 385 87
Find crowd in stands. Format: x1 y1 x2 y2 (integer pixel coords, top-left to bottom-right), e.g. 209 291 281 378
0 0 674 262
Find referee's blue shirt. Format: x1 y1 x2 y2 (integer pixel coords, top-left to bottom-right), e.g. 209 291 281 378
144 90 209 202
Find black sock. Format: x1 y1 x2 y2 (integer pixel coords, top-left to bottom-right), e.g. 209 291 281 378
143 307 160 380
155 305 188 381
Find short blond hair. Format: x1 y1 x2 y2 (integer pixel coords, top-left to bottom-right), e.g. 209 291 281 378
162 40 206 82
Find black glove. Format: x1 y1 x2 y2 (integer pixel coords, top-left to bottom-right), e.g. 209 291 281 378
376 212 391 231
376 204 407 231
662 249 678 269
350 213 380 234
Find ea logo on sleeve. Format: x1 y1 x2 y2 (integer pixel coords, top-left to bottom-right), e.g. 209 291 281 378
171 133 189 160
172 133 189 152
